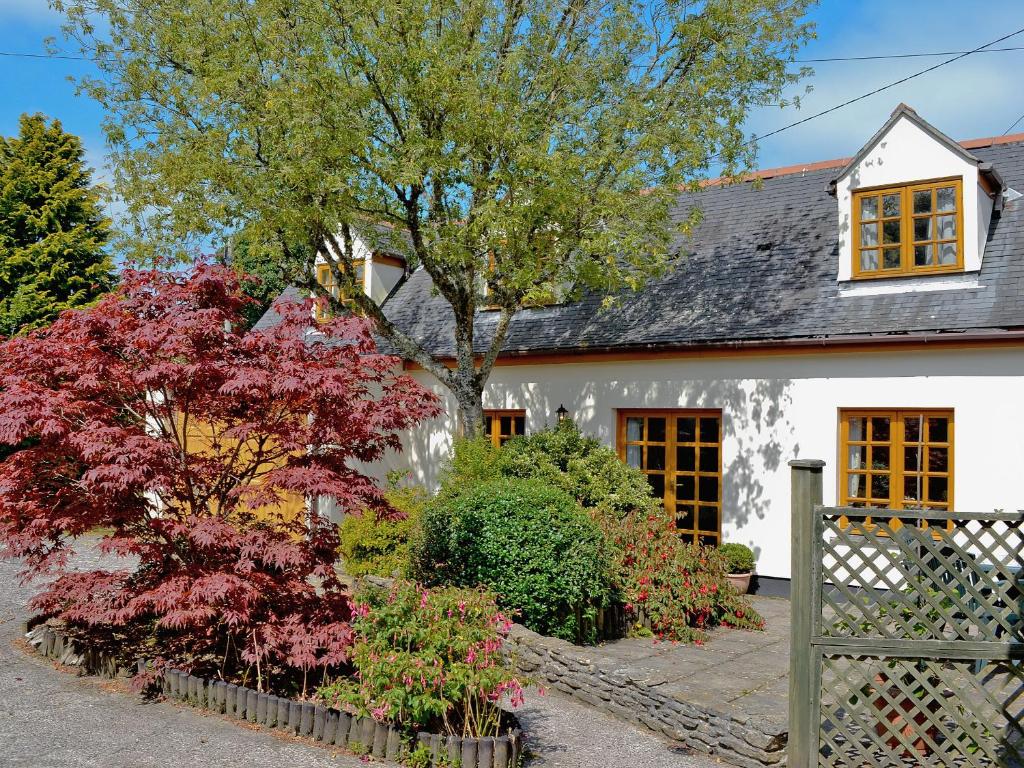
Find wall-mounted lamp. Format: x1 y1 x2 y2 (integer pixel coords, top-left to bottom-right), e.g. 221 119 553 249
556 404 569 423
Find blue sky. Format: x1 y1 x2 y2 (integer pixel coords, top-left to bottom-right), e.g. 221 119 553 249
1 0 1023 191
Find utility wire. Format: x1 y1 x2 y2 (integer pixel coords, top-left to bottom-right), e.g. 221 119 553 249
795 45 1024 63
744 26 1024 151
1004 112 1024 136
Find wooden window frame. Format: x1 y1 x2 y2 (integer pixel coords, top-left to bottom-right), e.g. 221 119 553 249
837 408 954 534
314 262 365 321
483 409 526 448
851 176 964 280
616 409 723 545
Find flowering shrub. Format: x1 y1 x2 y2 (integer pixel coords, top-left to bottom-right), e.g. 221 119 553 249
602 506 764 642
0 266 440 691
411 477 612 643
318 581 526 738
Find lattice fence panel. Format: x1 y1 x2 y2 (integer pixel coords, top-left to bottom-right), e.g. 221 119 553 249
818 655 1024 767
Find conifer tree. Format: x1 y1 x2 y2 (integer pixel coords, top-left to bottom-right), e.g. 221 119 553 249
0 113 113 336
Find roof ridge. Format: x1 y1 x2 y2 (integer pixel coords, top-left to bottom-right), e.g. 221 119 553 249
701 130 1024 187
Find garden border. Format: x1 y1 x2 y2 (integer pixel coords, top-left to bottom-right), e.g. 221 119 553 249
22 618 522 768
507 624 787 768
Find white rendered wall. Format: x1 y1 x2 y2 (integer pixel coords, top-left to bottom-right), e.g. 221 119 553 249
835 115 993 281
367 260 405 304
380 347 1024 580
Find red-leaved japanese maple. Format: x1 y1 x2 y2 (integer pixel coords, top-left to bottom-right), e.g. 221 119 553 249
0 265 440 693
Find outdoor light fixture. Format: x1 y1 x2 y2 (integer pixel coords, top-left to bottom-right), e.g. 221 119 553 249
556 404 569 422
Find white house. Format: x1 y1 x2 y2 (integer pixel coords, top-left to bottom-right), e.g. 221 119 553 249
256 105 1024 594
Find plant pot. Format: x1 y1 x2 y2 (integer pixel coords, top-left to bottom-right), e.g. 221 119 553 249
726 572 752 594
871 674 941 757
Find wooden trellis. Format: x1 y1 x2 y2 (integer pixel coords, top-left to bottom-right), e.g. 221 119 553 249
789 460 1024 767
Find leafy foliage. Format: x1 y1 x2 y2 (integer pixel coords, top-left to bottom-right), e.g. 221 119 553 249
338 485 427 578
0 265 440 690
474 422 764 641
318 580 525 738
0 113 113 337
412 477 612 643
718 543 756 574
215 231 310 330
58 0 813 434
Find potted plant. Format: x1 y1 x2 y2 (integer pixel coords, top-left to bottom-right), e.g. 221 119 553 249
718 543 755 594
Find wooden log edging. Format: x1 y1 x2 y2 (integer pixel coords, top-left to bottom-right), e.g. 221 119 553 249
23 619 523 768
507 623 787 768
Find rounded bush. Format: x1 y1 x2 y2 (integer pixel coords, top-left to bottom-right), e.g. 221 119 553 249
338 487 425 578
719 543 756 574
411 477 611 642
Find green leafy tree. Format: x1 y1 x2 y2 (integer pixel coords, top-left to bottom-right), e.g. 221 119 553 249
58 0 812 435
0 113 113 336
215 233 309 329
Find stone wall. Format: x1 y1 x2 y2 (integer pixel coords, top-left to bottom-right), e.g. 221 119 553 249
507 624 788 768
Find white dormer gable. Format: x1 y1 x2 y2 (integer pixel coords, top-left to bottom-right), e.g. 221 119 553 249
314 227 407 308
831 104 1004 283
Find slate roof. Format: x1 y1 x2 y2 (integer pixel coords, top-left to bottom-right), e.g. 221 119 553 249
253 135 1024 357
373 136 1024 358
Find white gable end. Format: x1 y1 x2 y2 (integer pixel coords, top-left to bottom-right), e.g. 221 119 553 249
834 108 996 282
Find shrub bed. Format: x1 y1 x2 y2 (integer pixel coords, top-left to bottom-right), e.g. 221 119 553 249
411 477 613 643
339 485 427 578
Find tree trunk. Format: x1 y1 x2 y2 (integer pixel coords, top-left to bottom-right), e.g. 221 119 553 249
451 368 485 440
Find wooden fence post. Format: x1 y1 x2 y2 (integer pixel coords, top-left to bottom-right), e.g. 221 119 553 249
789 458 824 768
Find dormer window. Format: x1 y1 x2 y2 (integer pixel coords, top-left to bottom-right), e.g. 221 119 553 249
314 261 364 321
852 177 963 279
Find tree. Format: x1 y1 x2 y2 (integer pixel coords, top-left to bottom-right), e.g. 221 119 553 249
215 232 310 330
57 0 813 435
0 265 440 687
0 113 113 337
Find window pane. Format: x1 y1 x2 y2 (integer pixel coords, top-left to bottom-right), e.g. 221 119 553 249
928 417 949 443
937 214 956 240
903 475 923 503
626 417 643 442
847 473 867 498
914 244 933 266
883 248 901 269
699 417 720 441
848 416 867 442
647 445 666 471
677 417 696 442
647 473 665 498
698 476 719 502
676 475 695 501
882 194 901 217
676 505 694 529
913 217 932 242
648 417 666 443
938 242 957 265
484 418 493 437
927 476 949 503
699 446 719 473
871 474 890 500
698 533 718 546
860 223 878 247
500 416 512 435
513 416 525 435
936 186 956 212
904 446 921 472
913 189 932 214
928 446 949 473
848 445 867 470
871 417 890 441
872 446 890 471
860 195 878 220
905 416 921 442
677 446 696 471
882 220 901 245
860 250 879 271
698 506 719 532
626 444 642 468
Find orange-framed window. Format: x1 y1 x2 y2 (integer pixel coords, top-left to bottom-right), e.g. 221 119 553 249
839 409 954 531
483 410 526 448
617 409 722 546
852 177 963 279
314 262 365 321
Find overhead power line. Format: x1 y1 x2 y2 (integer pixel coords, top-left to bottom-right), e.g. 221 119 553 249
795 45 1024 63
1004 112 1024 136
744 26 1024 151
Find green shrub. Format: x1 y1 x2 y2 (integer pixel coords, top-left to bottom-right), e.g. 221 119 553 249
411 477 612 642
317 580 525 737
718 543 756 574
338 487 426 578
